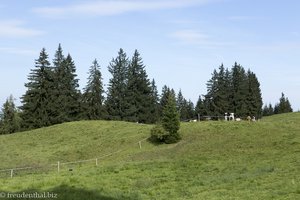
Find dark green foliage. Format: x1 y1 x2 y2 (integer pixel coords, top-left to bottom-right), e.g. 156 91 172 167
159 85 176 117
148 79 160 123
150 124 168 143
262 103 274 116
205 64 230 116
105 48 129 120
162 93 181 143
160 85 170 109
150 92 181 144
230 63 248 117
124 50 154 123
274 93 293 114
186 100 195 120
20 45 81 130
204 62 263 119
82 59 105 120
52 45 81 123
20 48 55 129
245 70 263 118
177 90 195 121
0 95 20 134
195 95 207 117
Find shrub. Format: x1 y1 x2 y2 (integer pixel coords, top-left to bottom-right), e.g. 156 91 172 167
150 124 168 143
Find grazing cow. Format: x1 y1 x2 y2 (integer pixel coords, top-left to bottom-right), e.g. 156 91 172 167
229 113 235 121
224 113 228 121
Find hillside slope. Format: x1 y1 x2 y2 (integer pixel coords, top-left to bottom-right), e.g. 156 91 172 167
0 113 299 199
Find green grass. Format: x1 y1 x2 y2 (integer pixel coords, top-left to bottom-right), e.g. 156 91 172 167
0 113 299 199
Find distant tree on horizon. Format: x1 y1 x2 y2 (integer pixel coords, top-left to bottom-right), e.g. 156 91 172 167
0 95 20 134
274 93 293 114
149 79 160 123
177 90 195 121
262 103 274 116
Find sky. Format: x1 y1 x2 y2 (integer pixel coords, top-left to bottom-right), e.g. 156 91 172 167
0 0 300 111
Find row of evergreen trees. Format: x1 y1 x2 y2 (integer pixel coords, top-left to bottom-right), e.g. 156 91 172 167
195 63 263 119
18 45 163 130
0 44 294 134
262 93 293 116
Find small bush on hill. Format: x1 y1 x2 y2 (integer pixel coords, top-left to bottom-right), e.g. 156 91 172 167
150 124 168 143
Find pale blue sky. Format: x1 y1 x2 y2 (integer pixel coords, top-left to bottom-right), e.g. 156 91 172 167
0 0 300 111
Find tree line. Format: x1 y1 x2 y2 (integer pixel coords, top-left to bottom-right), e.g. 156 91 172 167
195 63 263 119
262 93 293 116
0 44 293 134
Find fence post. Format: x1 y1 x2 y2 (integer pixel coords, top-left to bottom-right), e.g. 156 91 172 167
95 158 98 166
57 161 60 173
10 169 13 178
139 141 142 149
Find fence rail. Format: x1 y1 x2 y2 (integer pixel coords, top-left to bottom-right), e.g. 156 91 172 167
0 137 149 178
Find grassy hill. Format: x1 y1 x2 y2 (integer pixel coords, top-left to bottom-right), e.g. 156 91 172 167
0 113 299 199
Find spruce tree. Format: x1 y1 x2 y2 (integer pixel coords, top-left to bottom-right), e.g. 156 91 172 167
275 93 293 114
268 103 274 115
52 45 80 123
186 99 195 119
0 95 20 134
105 48 129 120
205 64 230 117
263 103 274 116
162 93 181 143
203 63 263 119
262 104 269 116
149 79 160 123
160 85 171 110
61 54 81 120
195 95 207 118
245 70 263 118
82 59 105 120
20 48 54 129
124 50 153 123
177 90 188 121
230 62 248 117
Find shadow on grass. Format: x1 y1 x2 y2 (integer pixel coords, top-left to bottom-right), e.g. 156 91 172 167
1 184 138 200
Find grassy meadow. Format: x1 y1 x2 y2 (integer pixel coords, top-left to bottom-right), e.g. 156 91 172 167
0 113 299 199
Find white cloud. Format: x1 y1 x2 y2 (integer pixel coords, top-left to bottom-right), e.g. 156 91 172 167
33 0 216 18
171 29 209 44
0 20 43 38
170 29 230 48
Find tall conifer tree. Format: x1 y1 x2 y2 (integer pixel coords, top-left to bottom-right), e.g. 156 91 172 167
20 48 54 129
124 50 153 123
230 62 248 117
246 70 263 118
52 45 80 122
106 48 129 120
82 59 105 120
